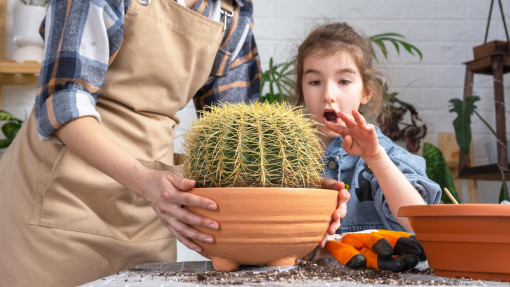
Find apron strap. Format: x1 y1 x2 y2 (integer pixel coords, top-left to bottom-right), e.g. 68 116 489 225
221 0 234 13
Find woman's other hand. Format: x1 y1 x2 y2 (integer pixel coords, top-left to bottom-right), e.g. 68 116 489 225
319 178 350 248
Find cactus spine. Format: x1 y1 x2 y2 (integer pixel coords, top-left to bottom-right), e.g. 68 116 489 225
183 102 323 188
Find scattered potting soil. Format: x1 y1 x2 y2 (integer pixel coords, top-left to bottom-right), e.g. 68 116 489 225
129 261 471 285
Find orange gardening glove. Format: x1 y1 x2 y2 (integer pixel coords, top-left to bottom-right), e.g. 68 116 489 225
325 230 426 272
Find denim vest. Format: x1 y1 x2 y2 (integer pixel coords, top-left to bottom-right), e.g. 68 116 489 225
322 127 441 234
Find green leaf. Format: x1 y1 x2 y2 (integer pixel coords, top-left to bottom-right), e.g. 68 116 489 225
0 110 25 149
0 110 18 121
422 143 461 204
452 115 471 156
369 33 423 62
2 122 21 141
449 96 481 155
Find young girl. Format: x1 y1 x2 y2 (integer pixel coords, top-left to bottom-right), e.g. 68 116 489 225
296 22 441 233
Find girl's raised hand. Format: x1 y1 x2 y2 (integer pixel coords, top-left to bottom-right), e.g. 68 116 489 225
324 110 380 160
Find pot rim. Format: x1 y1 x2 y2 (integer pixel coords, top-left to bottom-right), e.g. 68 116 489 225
398 204 510 217
191 187 338 194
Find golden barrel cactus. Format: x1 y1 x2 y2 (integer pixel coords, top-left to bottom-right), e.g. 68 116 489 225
183 102 323 188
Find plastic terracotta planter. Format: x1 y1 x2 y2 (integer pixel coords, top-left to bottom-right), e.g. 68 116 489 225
399 204 510 282
185 187 338 271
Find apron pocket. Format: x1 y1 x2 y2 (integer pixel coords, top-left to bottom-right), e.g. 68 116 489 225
34 150 173 242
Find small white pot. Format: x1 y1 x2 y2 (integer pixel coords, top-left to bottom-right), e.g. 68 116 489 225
12 45 44 62
484 140 510 164
12 5 46 47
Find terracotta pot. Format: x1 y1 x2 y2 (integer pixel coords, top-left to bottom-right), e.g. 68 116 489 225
399 204 510 282
185 187 338 271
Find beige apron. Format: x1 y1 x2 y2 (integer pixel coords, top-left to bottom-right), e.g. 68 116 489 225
0 1 224 286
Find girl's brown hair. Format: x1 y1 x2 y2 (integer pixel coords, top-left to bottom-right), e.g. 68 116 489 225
295 22 383 118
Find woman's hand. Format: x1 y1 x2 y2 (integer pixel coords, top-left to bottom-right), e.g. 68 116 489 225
139 169 219 253
319 178 350 248
324 110 381 160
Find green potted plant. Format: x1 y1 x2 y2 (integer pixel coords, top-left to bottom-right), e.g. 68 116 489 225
376 83 427 153
0 109 24 157
449 96 509 202
181 102 338 271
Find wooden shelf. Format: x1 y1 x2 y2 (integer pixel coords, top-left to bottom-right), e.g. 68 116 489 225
458 164 510 180
0 0 42 108
459 41 510 181
0 60 41 74
0 60 41 86
464 52 510 75
0 60 41 85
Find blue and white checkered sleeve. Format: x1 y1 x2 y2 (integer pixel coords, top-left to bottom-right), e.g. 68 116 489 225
35 0 127 142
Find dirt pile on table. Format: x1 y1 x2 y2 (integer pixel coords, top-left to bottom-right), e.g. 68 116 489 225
133 261 472 285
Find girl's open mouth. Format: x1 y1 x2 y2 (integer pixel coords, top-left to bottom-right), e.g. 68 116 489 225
323 110 339 123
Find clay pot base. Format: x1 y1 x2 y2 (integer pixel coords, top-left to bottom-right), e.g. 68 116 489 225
212 256 296 272
185 187 338 272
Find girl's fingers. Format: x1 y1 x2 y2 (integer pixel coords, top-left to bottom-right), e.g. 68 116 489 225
337 111 356 128
328 218 341 234
320 233 329 248
323 118 344 134
341 135 353 151
351 110 367 128
320 177 345 191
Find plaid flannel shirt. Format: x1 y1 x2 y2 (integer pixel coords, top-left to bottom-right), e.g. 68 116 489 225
35 0 260 141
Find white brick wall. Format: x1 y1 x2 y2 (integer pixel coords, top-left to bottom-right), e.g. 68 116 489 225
2 1 509 201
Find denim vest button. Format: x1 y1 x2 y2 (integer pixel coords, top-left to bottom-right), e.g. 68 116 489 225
328 160 336 169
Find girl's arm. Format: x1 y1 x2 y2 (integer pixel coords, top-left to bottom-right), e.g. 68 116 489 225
362 146 425 231
55 116 219 252
324 110 425 231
